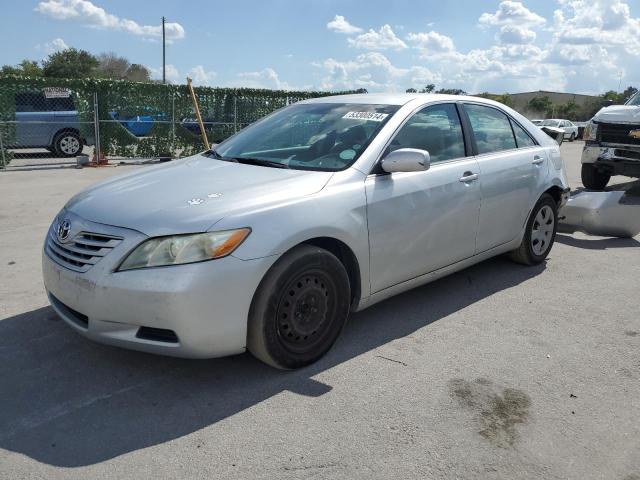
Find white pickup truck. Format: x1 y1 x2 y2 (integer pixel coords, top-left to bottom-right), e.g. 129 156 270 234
581 92 640 190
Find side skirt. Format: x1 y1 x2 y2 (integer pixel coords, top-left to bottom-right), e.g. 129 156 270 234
355 238 521 312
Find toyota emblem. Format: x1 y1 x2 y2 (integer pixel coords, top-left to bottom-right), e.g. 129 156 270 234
57 219 71 242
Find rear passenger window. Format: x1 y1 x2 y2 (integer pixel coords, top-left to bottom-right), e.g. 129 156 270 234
389 103 465 163
465 104 516 154
510 120 536 148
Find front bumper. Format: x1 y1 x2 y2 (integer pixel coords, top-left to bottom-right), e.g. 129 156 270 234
42 213 277 359
582 143 640 177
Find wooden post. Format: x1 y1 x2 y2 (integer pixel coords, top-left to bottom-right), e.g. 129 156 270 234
187 77 210 150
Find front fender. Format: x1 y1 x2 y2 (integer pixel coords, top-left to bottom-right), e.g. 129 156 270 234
217 170 371 298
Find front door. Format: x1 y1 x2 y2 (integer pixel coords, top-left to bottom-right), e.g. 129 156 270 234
366 103 481 294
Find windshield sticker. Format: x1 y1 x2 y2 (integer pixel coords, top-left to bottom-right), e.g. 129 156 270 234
339 149 356 160
343 111 389 122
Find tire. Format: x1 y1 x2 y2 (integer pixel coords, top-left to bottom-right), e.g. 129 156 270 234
569 133 575 142
509 193 558 266
53 131 82 157
247 244 351 369
581 163 610 190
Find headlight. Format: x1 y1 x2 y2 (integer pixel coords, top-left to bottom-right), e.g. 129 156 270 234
584 122 598 141
118 228 251 271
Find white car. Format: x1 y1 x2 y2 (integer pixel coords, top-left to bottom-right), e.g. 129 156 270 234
541 119 579 141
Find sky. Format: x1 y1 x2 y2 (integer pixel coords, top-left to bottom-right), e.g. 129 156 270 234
1 0 639 95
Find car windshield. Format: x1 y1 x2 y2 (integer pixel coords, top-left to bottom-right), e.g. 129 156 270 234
626 92 640 106
213 103 399 171
541 120 560 126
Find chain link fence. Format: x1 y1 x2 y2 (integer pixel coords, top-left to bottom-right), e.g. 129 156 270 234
0 76 355 169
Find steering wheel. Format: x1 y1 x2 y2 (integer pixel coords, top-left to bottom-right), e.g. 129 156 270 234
296 130 337 162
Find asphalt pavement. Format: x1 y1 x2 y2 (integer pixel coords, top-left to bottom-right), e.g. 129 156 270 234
0 141 638 479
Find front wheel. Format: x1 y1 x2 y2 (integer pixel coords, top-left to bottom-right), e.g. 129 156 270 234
247 244 351 369
509 193 558 265
581 163 610 190
569 133 575 142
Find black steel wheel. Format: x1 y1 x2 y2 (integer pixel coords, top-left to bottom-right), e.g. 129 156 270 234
248 244 351 369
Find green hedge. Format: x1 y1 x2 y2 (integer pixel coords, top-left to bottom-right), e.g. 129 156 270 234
0 76 355 161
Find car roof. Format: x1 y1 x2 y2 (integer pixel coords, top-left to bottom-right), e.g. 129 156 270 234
299 93 502 106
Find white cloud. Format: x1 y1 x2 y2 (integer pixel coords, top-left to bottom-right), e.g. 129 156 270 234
237 68 291 90
316 52 438 91
35 0 185 42
149 64 180 83
36 37 69 55
552 0 640 55
188 65 217 86
348 25 407 50
406 31 456 55
479 1 546 28
327 15 362 34
498 25 536 44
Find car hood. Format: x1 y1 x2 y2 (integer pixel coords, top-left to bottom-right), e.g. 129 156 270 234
65 154 334 237
593 105 640 124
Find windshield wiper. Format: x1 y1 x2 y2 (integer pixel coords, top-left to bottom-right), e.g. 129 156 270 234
204 149 238 162
230 157 290 169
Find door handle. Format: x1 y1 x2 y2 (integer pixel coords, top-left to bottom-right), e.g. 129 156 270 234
532 155 544 165
459 172 479 182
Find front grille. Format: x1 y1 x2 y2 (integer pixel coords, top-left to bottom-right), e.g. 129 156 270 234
46 229 122 273
136 327 179 344
599 122 640 146
614 149 640 161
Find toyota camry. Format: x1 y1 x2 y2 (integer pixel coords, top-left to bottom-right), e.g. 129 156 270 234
43 93 569 369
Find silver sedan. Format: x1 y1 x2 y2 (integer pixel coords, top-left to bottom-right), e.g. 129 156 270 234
43 94 569 369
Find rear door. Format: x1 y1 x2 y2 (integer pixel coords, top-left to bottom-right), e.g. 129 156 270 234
462 103 548 253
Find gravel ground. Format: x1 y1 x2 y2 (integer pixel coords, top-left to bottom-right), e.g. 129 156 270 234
0 141 638 479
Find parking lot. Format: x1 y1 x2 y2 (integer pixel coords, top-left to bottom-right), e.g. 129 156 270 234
0 141 638 479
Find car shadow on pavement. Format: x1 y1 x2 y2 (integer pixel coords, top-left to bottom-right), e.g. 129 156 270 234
555 234 640 250
0 256 545 467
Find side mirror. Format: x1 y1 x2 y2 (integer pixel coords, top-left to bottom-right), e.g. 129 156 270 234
381 148 430 173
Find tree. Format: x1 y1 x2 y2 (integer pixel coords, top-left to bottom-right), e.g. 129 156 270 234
97 52 130 79
435 88 466 95
126 64 151 82
420 84 435 93
527 96 552 114
622 86 638 103
405 88 417 93
556 101 580 120
42 48 99 78
1 59 43 77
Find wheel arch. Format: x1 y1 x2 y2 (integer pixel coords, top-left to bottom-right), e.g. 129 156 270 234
543 185 565 207
253 236 362 312
301 237 361 311
51 127 81 146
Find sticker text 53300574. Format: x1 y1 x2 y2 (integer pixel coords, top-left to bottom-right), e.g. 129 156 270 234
343 112 389 122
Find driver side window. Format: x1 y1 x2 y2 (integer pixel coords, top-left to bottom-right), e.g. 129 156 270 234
389 103 466 163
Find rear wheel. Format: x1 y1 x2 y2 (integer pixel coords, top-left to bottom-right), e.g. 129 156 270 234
509 193 558 265
581 163 610 190
53 131 82 157
247 244 351 369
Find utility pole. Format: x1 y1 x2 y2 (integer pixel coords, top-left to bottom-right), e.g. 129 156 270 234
162 16 166 84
